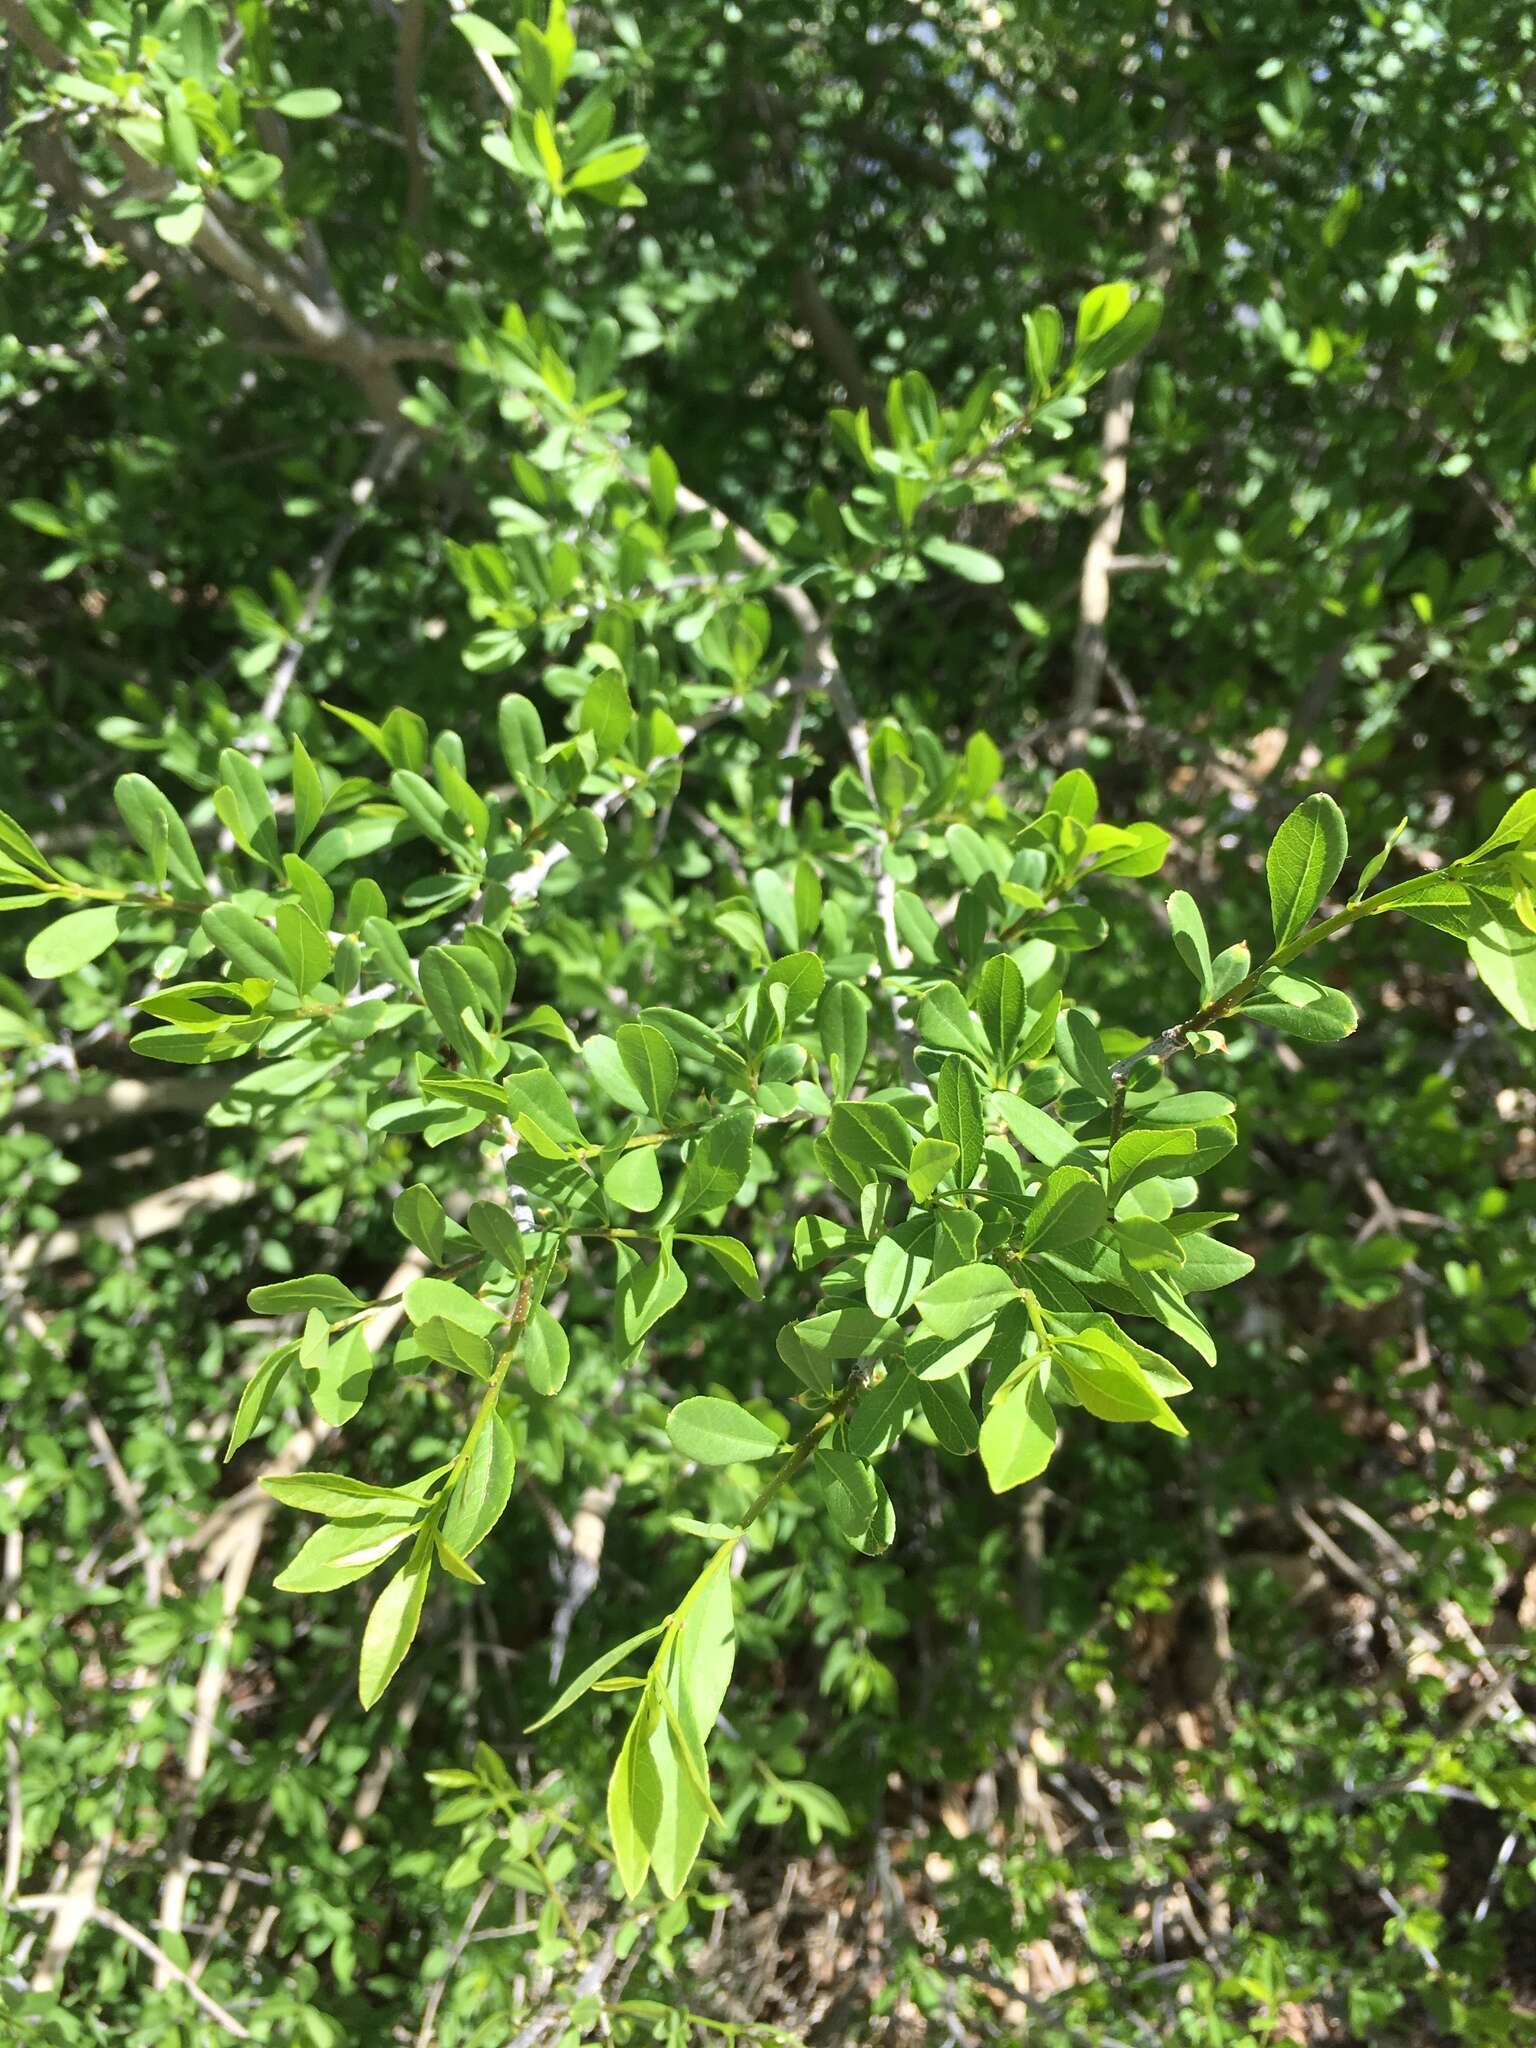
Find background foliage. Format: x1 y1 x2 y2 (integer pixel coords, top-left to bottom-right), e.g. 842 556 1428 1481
3 1 1536 2043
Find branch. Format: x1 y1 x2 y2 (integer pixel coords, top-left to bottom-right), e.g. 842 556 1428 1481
3 2 413 422
12 1896 252 2038
7 1136 306 1283
546 1476 620 1682
1066 31 1190 749
155 1249 430 1971
670 480 924 1082
255 428 418 737
6 1071 233 1133
394 0 429 233
789 262 883 425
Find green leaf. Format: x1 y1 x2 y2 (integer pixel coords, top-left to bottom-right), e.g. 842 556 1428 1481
503 1067 585 1152
225 1340 299 1458
579 670 633 757
304 1319 373 1427
814 1448 880 1545
864 1233 932 1319
520 1304 569 1395
919 1373 979 1455
976 954 1027 1062
922 536 1004 584
115 774 205 892
1054 1323 1186 1435
667 1395 781 1466
935 1054 986 1187
1266 793 1348 946
527 1621 669 1731
918 982 991 1061
648 444 678 521
274 1516 419 1593
404 1277 499 1335
156 200 205 246
979 1373 1056 1491
1074 281 1133 355
466 1201 526 1273
567 138 649 190
275 902 330 996
674 1108 755 1218
817 980 870 1095
846 1363 920 1460
907 1137 959 1203
1108 1120 1237 1197
607 1687 662 1897
453 12 520 53
617 1022 678 1118
393 1184 448 1264
827 1101 915 1183
678 1234 763 1299
1238 975 1358 1042
261 1473 428 1520
603 1144 664 1212
358 1538 431 1708
273 87 342 118
24 906 120 978
442 1412 516 1556
1176 1232 1257 1293
914 1263 1019 1341
992 1092 1082 1167
760 950 826 1025
617 1242 688 1345
248 1274 363 1316
584 1032 651 1114
1054 1009 1114 1103
1467 915 1536 1029
204 904 289 984
1020 1165 1109 1253
1167 890 1213 998
290 736 324 852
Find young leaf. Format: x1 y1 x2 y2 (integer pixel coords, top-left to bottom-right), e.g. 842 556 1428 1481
274 1516 419 1593
442 1412 517 1557
678 1234 764 1299
907 1137 960 1203
248 1274 363 1316
527 1621 669 1732
358 1537 432 1708
1167 890 1213 999
1266 793 1348 947
520 1304 569 1395
405 1277 499 1335
225 1340 299 1458
617 1242 689 1345
979 1373 1056 1491
260 1473 428 1520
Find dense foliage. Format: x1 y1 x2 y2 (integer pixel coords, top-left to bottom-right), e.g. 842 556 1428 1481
4 2 1536 2043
